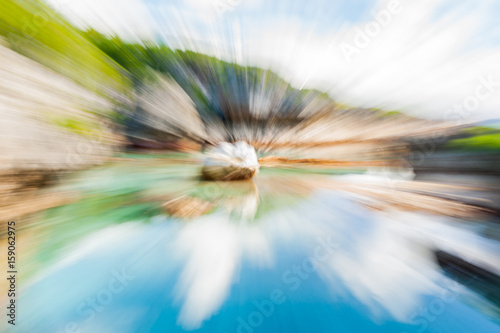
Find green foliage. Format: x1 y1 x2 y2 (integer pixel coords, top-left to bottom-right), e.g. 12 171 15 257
2 1 408 142
461 126 498 136
381 110 402 117
83 28 333 128
0 0 130 94
83 29 157 83
446 127 500 151
446 132 500 151
48 115 101 137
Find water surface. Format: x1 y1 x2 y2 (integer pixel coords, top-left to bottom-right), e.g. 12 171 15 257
11 155 500 333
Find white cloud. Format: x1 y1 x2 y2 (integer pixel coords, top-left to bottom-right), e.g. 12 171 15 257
47 0 158 41
172 214 272 329
239 0 500 121
47 0 500 121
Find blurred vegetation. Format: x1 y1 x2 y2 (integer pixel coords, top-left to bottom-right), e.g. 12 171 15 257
4 0 498 154
0 0 335 144
46 115 103 137
3 0 327 144
445 126 500 151
82 29 333 125
460 126 499 137
0 0 130 95
379 110 402 117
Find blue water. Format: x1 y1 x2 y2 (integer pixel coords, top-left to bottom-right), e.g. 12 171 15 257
11 162 500 333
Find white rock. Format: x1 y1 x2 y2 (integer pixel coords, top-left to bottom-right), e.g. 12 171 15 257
202 141 259 180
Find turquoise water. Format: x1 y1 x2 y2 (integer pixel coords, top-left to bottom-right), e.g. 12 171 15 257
11 156 500 333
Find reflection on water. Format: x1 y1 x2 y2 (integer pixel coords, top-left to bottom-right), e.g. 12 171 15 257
8 156 500 333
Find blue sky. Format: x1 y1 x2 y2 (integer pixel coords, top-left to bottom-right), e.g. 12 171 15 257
48 0 500 121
